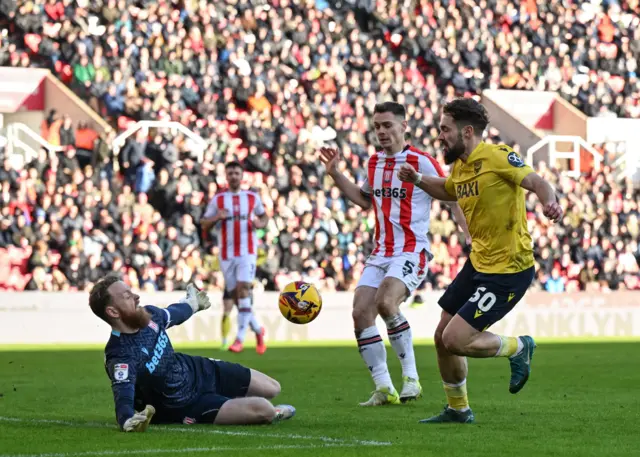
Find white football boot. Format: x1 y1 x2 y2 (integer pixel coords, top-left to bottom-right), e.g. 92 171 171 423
399 376 423 403
359 386 401 406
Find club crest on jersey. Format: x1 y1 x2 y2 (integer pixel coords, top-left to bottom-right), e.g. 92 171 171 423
383 170 393 183
114 363 129 381
507 151 525 168
233 204 240 212
473 160 482 174
148 321 159 332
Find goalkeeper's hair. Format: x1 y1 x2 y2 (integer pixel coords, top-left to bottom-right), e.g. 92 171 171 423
443 98 489 137
89 274 121 322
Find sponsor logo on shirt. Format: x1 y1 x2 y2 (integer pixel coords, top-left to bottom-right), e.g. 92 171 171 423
145 332 169 374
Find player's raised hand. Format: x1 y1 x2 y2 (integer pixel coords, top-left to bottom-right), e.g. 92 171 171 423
123 405 155 432
397 163 420 184
543 201 563 223
183 283 212 313
196 289 211 311
319 147 340 175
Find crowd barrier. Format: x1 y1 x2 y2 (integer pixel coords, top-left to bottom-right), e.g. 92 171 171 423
0 291 638 345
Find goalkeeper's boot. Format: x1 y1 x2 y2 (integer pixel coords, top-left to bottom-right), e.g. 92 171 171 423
399 376 423 403
256 327 267 355
419 406 475 424
228 339 244 353
509 335 536 394
359 386 400 406
221 339 230 351
138 405 156 432
273 405 296 423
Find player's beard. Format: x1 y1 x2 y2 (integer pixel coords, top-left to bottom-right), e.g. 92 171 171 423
120 306 152 330
443 133 466 164
228 179 241 192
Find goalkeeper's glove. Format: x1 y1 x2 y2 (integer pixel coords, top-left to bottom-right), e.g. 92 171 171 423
122 405 155 432
181 283 211 313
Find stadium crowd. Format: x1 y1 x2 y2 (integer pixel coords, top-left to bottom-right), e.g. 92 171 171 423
0 0 639 294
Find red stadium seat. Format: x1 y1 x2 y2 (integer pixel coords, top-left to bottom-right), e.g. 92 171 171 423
19 273 32 290
19 256 29 274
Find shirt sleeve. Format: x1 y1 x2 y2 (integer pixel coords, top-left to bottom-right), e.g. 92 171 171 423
106 351 137 429
444 175 456 198
253 194 266 216
418 153 446 178
203 196 218 219
360 176 372 197
417 153 454 197
147 304 193 329
492 146 534 185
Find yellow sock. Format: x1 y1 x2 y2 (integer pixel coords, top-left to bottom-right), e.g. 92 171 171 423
443 380 469 411
221 314 231 342
496 336 519 357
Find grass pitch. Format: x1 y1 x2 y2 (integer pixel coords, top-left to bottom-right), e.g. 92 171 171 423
0 342 638 457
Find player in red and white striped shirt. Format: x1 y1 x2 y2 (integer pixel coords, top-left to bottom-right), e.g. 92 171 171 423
201 161 268 355
320 102 469 407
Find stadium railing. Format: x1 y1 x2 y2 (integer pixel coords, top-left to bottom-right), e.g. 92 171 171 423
4 122 64 168
112 121 208 163
526 135 603 178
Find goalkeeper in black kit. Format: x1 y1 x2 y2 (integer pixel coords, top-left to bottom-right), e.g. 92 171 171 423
89 275 295 431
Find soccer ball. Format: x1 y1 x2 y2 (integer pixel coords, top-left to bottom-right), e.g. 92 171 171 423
278 281 323 325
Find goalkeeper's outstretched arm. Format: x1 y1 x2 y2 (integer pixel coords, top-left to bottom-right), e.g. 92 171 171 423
112 380 155 432
107 356 153 432
112 373 136 429
152 283 213 329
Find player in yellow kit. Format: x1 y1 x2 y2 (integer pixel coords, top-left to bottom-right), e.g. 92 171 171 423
398 98 563 423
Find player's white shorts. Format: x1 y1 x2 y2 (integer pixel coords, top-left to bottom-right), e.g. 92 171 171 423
220 254 257 292
357 250 431 293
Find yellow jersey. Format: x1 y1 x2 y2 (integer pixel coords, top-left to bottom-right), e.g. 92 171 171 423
444 142 535 274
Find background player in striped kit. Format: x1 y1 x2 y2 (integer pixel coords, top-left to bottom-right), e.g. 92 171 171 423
320 102 469 406
202 161 268 354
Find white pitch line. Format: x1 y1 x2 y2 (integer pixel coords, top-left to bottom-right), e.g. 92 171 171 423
0 443 365 457
0 416 392 447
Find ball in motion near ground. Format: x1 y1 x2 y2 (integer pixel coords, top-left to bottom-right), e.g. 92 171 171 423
278 281 323 324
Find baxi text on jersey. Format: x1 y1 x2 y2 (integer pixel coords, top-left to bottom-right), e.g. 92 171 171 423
145 332 169 374
456 181 479 199
373 188 408 198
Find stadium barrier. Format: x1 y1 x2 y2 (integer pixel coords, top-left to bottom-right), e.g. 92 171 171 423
0 292 638 345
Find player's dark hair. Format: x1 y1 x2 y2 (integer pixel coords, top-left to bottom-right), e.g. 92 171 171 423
373 101 406 119
225 160 243 170
89 274 121 322
443 98 490 137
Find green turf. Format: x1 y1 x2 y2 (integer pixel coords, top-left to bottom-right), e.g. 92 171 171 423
0 343 638 457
